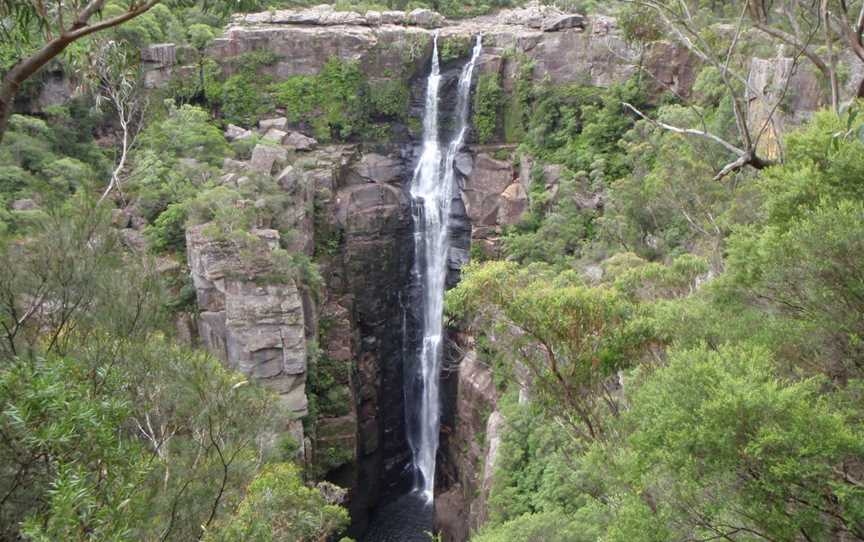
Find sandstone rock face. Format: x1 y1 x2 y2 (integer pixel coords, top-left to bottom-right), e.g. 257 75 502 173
747 56 825 160
259 117 288 132
284 131 317 150
141 43 176 66
542 13 586 32
407 8 445 28
225 124 252 141
187 225 309 416
436 339 501 541
263 128 288 143
462 152 515 226
209 7 697 96
140 43 177 89
307 145 413 532
249 143 287 174
457 147 532 258
349 153 404 184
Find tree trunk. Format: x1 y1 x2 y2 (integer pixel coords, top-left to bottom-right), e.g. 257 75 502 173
0 84 15 145
0 0 160 145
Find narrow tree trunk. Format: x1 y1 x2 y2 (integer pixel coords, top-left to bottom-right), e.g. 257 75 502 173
0 86 15 145
822 0 841 114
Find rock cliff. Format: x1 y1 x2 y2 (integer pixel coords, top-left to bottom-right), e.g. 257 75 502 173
184 3 844 538
192 3 699 533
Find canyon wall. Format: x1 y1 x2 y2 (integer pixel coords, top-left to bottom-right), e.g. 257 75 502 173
178 3 843 538
188 4 697 533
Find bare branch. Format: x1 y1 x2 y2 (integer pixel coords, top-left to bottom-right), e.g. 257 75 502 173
623 102 746 156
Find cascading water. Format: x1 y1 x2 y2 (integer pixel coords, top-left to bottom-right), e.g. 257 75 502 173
406 34 483 501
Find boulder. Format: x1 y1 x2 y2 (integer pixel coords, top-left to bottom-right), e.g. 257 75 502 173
250 144 287 174
496 1 562 28
498 182 529 225
380 10 406 24
407 8 444 28
11 199 38 211
541 13 586 32
263 128 288 143
283 131 318 150
225 124 252 141
259 117 288 132
352 153 404 184
365 10 382 26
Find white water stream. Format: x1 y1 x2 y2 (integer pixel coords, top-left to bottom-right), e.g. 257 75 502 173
406 34 483 501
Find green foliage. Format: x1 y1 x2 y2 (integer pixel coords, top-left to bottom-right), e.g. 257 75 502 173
0 109 109 228
103 2 184 47
448 261 651 441
439 35 472 63
137 103 230 167
188 23 216 51
502 56 534 143
617 344 864 541
502 170 598 264
129 103 229 221
473 73 504 144
471 107 864 541
272 75 317 123
4 356 149 541
617 3 663 45
0 200 344 540
205 463 348 542
308 349 352 419
145 201 189 253
210 51 280 126
369 77 411 119
272 57 408 142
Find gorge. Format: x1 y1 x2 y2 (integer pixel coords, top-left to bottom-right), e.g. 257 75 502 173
3 0 864 540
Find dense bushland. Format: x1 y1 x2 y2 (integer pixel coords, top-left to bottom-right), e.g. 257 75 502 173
448 50 864 542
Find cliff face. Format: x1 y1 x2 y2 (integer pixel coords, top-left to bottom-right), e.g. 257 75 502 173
167 3 849 538
189 4 702 535
209 4 697 96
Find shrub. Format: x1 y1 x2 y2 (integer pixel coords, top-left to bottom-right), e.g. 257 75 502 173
145 202 188 253
473 73 504 144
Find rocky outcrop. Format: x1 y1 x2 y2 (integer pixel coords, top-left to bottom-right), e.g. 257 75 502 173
747 56 825 160
141 43 177 88
186 226 309 446
269 142 413 533
183 122 415 534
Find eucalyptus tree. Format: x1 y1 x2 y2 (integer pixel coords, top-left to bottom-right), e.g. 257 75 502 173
621 0 864 178
0 0 252 143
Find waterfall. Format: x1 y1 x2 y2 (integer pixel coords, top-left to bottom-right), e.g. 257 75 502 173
406 34 483 501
